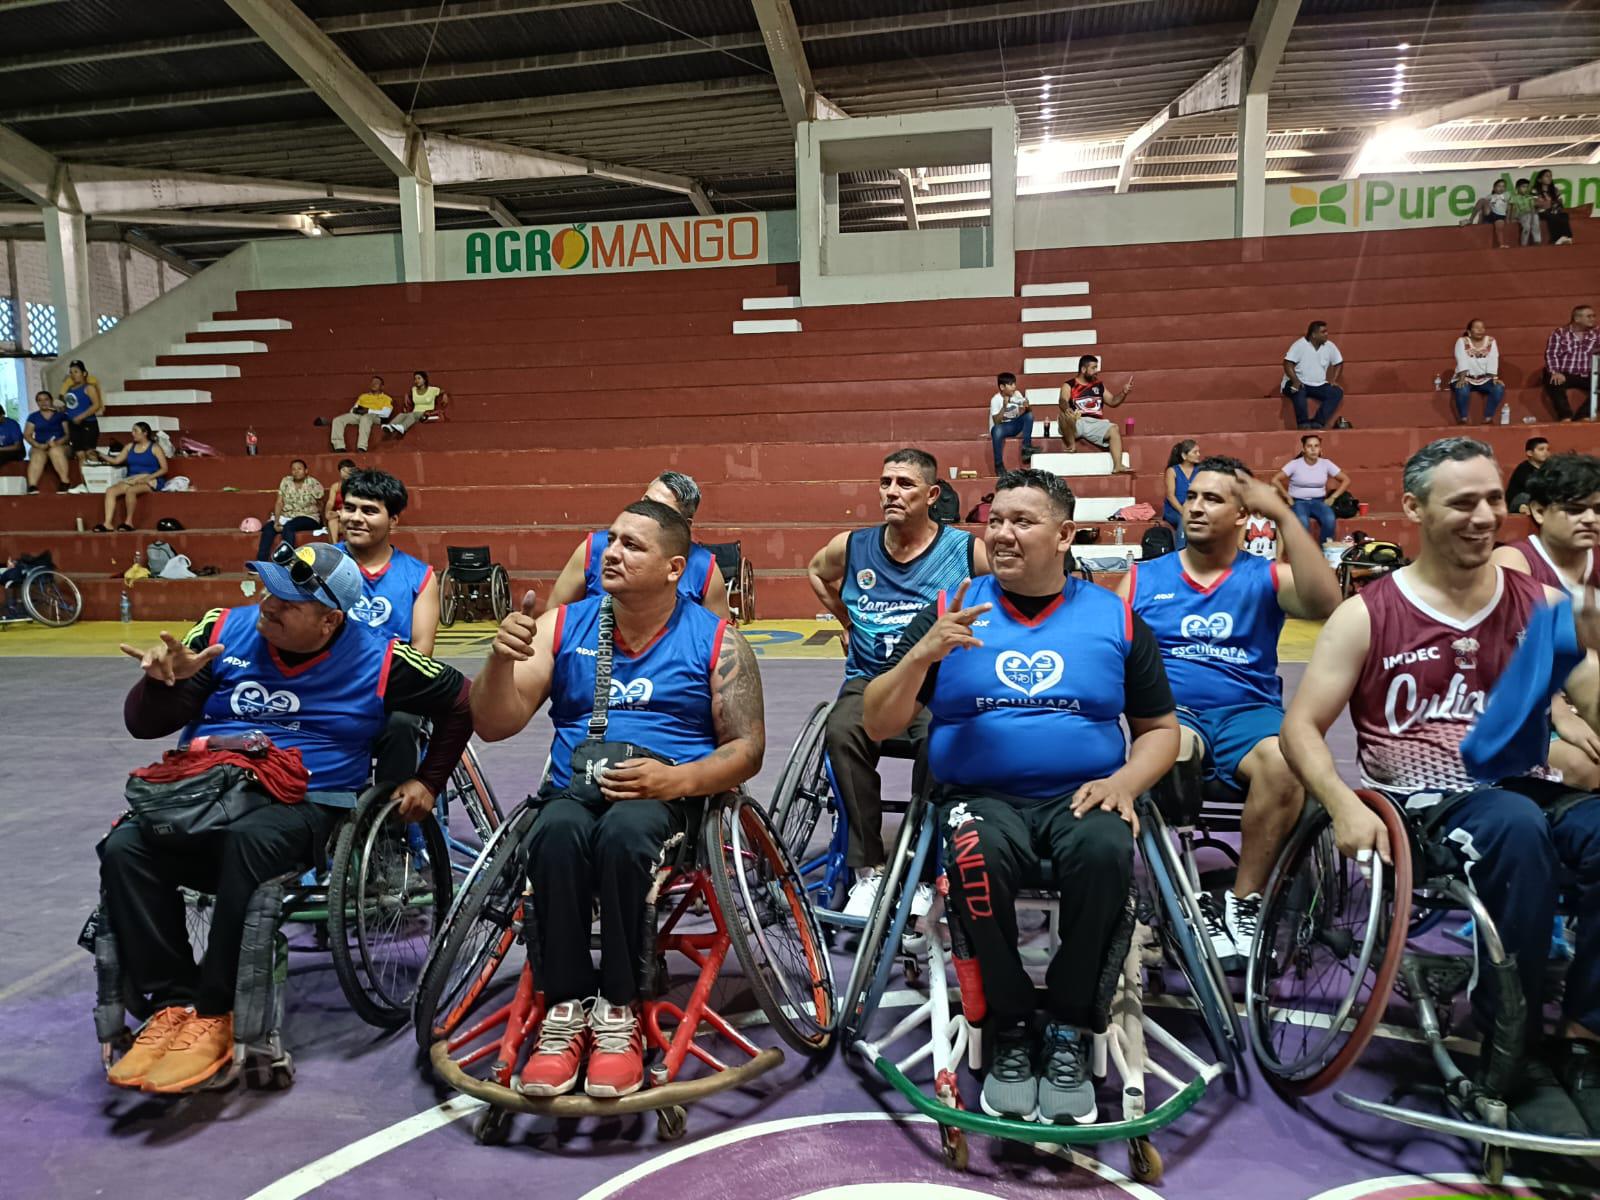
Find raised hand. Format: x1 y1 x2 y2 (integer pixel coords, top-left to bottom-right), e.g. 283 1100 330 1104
1235 473 1290 520
492 589 540 661
119 630 225 686
911 579 991 666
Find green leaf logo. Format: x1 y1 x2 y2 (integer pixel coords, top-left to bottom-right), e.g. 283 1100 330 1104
1289 183 1349 227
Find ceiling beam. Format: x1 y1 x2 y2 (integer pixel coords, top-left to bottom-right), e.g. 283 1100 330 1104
896 170 921 230
750 0 846 127
122 230 200 277
0 122 69 207
0 206 322 234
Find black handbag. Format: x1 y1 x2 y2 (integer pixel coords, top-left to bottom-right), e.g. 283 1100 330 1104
124 762 273 843
564 596 674 803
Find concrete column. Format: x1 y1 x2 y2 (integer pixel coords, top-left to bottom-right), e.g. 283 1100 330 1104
1233 90 1268 239
42 204 92 352
398 175 436 283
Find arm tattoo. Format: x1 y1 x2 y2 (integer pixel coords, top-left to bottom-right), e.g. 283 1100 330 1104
711 628 766 765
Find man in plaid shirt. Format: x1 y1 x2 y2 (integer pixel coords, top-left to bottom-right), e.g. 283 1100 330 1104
1545 304 1597 422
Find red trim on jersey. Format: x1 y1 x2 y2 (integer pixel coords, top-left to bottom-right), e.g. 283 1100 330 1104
417 565 434 595
207 609 231 647
1125 561 1138 598
358 555 392 582
551 605 567 658
617 619 672 659
708 618 729 679
999 590 1066 627
376 638 396 698
1123 596 1134 642
936 589 949 617
1269 561 1281 592
700 551 717 597
1181 566 1234 596
269 638 335 677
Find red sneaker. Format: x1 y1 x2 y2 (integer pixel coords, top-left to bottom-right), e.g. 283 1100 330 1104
515 1000 590 1097
585 999 645 1098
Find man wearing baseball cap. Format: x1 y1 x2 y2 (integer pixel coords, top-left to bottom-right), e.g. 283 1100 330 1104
99 542 473 1096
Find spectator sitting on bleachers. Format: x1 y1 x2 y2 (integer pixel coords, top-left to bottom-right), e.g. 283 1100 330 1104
1507 436 1550 514
1452 318 1504 425
1544 304 1597 423
988 371 1033 474
1464 178 1514 248
1534 168 1575 245
256 458 325 560
0 405 23 468
94 421 167 532
1059 356 1133 473
1163 440 1201 548
1281 321 1344 430
384 371 448 438
324 458 356 540
23 392 72 494
1273 434 1349 546
1510 178 1541 246
331 376 393 453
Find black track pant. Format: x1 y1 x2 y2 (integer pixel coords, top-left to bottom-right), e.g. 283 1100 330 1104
942 794 1133 1030
99 802 339 1016
826 677 930 869
525 791 695 1006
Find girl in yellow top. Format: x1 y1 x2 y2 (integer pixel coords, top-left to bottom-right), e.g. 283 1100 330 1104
385 371 449 437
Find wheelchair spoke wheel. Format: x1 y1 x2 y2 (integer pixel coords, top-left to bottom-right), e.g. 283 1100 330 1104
441 742 503 875
769 701 834 866
839 796 931 1043
707 793 835 1053
1246 793 1412 1094
738 558 756 624
23 568 82 627
439 572 459 627
414 802 539 1049
490 566 511 622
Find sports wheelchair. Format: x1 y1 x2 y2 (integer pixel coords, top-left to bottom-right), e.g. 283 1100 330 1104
837 774 1241 1184
440 545 512 627
1245 787 1600 1183
705 540 755 625
0 550 83 628
92 745 504 1090
415 790 834 1146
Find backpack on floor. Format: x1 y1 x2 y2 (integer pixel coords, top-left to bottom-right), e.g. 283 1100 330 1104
932 479 961 525
1139 525 1176 561
145 541 176 576
965 491 994 525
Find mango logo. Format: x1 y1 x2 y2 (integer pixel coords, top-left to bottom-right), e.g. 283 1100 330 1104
552 224 589 270
1290 183 1349 227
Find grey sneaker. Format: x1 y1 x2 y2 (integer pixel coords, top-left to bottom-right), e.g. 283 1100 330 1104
980 1021 1037 1120
1037 1023 1097 1125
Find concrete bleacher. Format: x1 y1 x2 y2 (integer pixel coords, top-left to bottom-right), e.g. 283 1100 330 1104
3 223 1596 620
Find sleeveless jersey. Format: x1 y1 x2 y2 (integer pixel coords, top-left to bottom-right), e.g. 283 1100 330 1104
185 607 391 790
1243 517 1279 559
1507 535 1599 597
62 380 97 420
341 543 433 641
125 445 164 488
1351 567 1546 802
926 575 1131 801
842 523 975 681
1131 550 1284 710
1066 378 1106 416
582 530 717 605
1164 464 1195 526
546 596 726 790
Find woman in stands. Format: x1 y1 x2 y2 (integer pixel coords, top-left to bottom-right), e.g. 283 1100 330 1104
1534 169 1574 245
94 421 167 532
60 359 104 473
1452 318 1504 425
385 371 448 438
1163 439 1201 547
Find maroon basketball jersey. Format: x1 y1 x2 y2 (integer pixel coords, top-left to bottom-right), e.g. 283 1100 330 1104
1350 566 1546 801
1507 535 1599 596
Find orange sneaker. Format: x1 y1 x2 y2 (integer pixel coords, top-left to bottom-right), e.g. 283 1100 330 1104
515 1001 590 1097
584 999 644 1098
106 1005 193 1090
140 1012 235 1094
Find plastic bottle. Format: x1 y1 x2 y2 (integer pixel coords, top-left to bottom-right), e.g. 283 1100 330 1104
119 587 131 623
1123 417 1135 435
1114 525 1125 546
245 427 258 456
1432 374 1443 392
1499 403 1510 425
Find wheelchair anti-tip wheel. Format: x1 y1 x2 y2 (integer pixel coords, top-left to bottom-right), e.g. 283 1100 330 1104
769 700 834 866
1246 790 1412 1094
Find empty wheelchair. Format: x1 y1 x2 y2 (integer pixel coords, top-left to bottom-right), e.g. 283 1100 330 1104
415 790 834 1146
0 550 83 628
439 545 511 627
705 540 756 625
1245 788 1600 1182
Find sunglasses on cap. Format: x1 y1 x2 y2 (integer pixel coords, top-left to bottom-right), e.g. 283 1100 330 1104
271 542 342 609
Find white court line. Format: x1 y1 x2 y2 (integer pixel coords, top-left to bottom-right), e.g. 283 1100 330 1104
243 1095 485 1200
1305 1171 1585 1200
0 951 84 1003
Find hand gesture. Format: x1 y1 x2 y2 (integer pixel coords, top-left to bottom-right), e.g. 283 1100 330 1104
492 590 539 661
1235 474 1289 521
600 758 685 802
391 778 437 823
1120 377 1135 397
911 580 990 665
119 631 225 686
1070 777 1139 835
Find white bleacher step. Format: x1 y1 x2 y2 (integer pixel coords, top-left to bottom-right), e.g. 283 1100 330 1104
1023 329 1096 348
101 415 181 433
741 296 802 310
1072 543 1141 563
1021 305 1092 323
138 364 242 380
0 478 26 496
1030 451 1112 477
167 340 268 355
1025 387 1061 407
732 319 802 334
1074 496 1136 523
106 389 212 406
196 318 292 332
1025 356 1087 376
1021 281 1089 297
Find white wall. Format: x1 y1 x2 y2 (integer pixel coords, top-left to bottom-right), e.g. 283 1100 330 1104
1018 186 1235 250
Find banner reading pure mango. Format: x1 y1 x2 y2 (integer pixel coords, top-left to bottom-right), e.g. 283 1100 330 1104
437 213 788 279
1269 167 1600 234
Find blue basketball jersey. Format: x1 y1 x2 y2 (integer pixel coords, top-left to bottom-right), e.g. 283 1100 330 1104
926 575 1131 801
582 530 718 605
842 523 975 681
546 596 725 789
184 606 391 790
341 544 433 641
1130 550 1284 710
62 381 97 420
125 445 164 488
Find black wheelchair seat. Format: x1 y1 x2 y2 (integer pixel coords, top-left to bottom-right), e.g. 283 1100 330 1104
446 546 495 584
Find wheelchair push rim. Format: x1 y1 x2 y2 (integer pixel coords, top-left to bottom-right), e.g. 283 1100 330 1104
23 567 83 627
839 795 932 1043
769 700 834 868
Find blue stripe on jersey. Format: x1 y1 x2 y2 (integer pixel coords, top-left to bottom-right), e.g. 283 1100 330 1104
582 530 717 605
842 523 974 680
341 544 432 642
1130 550 1284 710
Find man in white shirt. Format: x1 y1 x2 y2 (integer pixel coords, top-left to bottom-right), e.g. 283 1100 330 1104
988 371 1033 474
1280 321 1345 430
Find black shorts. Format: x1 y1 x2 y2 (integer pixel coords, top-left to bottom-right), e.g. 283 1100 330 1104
67 418 99 454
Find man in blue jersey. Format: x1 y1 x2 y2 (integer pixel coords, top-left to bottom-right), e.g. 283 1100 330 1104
101 543 472 1094
1117 456 1340 970
549 471 731 619
808 448 989 918
864 470 1179 1124
473 500 765 1100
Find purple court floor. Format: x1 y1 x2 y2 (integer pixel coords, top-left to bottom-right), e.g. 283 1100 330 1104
1 656 1594 1200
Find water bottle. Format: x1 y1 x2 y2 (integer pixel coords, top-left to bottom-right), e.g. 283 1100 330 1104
1499 403 1510 425
1123 417 1135 435
119 587 131 623
1432 374 1443 392
1114 525 1125 546
245 426 258 456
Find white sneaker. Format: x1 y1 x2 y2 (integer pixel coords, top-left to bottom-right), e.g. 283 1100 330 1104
67 484 89 494
911 883 935 918
1197 892 1240 973
1224 891 1262 965
843 870 885 919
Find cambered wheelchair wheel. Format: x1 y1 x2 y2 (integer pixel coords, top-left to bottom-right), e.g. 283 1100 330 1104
706 792 836 1053
1246 791 1412 1094
441 742 504 874
328 791 454 1028
769 700 834 865
737 558 756 624
489 565 512 623
23 567 82 627
439 570 460 627
838 794 931 1043
414 801 540 1049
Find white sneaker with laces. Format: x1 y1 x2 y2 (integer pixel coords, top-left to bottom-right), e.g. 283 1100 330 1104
1224 891 1262 964
1197 891 1240 972
843 870 885 919
911 882 935 918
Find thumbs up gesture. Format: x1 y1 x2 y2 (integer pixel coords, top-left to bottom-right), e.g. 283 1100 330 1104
492 589 541 661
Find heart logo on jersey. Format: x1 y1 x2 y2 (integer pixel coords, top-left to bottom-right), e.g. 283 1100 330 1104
1180 612 1234 641
609 678 654 706
230 681 301 719
995 650 1063 697
348 595 393 628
